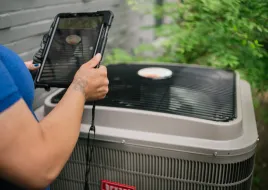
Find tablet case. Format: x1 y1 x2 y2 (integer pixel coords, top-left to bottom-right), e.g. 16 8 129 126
33 11 114 91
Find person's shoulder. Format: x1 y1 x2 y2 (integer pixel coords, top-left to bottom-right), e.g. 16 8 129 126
0 44 12 53
0 45 26 70
0 44 19 58
0 58 21 113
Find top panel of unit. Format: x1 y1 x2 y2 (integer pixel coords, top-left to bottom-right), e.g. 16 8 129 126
52 63 237 122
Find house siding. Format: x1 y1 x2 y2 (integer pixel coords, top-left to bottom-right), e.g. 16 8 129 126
0 0 154 61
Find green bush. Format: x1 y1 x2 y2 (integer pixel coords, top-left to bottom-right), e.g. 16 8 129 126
106 0 268 92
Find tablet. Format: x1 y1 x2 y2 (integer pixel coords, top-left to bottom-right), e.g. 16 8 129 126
34 11 114 89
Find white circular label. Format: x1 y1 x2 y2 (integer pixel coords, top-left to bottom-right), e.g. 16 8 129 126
137 67 173 80
66 35 81 45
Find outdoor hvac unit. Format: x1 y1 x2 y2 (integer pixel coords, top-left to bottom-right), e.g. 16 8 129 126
35 63 258 190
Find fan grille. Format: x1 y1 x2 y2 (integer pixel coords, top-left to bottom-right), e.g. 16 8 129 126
51 139 254 190
51 64 237 122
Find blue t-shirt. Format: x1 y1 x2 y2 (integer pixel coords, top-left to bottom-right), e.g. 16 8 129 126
0 45 49 190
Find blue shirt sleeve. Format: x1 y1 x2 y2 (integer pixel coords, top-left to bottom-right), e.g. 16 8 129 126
0 60 21 113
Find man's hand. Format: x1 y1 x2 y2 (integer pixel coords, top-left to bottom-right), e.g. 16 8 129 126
24 60 40 71
72 53 109 101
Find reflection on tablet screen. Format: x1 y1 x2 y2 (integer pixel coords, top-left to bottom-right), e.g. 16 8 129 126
40 16 103 83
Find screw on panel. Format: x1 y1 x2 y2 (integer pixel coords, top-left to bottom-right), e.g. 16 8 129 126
214 152 218 157
122 140 126 144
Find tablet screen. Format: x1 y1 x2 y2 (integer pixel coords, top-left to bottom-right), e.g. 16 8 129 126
38 15 103 84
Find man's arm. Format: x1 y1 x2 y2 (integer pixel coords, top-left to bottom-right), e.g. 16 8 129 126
0 54 108 189
0 87 84 189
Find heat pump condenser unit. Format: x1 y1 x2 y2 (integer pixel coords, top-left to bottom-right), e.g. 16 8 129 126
34 63 258 190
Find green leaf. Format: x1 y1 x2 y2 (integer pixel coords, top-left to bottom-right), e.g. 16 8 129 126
106 0 268 92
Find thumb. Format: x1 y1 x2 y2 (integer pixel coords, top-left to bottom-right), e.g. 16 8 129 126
85 53 102 68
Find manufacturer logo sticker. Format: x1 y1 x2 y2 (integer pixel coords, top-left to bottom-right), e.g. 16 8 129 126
101 180 136 190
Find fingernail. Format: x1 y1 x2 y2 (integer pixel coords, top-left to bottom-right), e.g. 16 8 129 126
34 64 41 67
95 53 102 59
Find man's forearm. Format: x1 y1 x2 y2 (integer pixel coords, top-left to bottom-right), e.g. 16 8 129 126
39 80 87 178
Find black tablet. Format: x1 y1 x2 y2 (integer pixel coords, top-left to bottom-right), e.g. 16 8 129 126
34 11 114 89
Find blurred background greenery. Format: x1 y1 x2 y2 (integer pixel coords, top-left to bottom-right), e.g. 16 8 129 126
105 0 268 189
